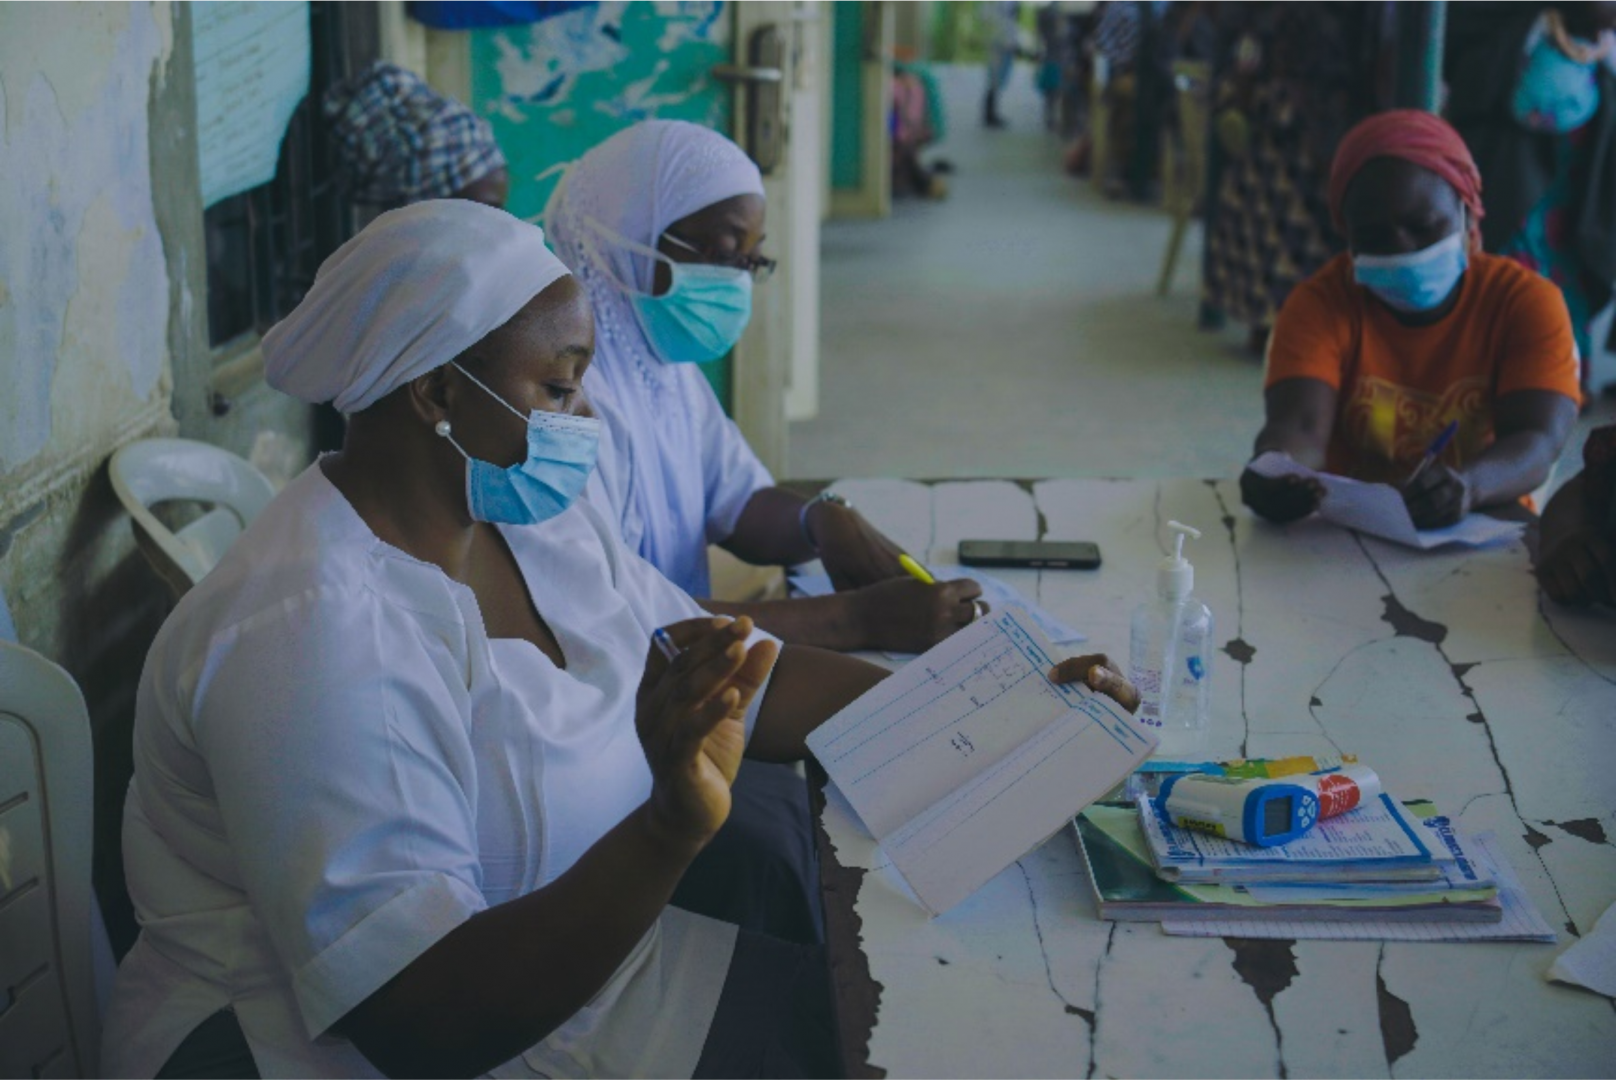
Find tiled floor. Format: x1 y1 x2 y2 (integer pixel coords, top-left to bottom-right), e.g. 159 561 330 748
790 64 1614 487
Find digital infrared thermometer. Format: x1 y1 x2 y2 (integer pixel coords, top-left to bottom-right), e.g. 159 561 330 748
1158 766 1382 847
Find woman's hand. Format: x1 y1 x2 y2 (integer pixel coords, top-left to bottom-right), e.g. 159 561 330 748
635 617 778 846
1240 466 1324 523
808 503 909 590
1403 462 1472 529
1048 653 1141 713
1537 528 1615 607
849 576 987 653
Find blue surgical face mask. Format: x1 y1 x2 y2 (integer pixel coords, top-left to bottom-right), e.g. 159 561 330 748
583 217 755 364
631 260 754 364
1352 229 1469 314
441 362 600 526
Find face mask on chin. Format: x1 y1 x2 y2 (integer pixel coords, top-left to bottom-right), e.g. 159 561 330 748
439 361 600 526
1351 228 1469 314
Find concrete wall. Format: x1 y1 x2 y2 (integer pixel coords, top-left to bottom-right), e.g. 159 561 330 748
0 1 318 950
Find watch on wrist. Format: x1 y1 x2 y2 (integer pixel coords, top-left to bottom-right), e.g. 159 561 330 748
799 490 852 552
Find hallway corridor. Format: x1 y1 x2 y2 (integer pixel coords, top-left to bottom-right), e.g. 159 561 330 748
791 62 1262 482
791 63 1615 485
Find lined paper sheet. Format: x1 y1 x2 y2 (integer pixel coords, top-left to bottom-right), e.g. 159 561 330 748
808 609 1156 915
1160 833 1557 942
1248 452 1522 550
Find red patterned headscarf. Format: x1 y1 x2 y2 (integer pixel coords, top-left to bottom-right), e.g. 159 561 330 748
1327 110 1485 248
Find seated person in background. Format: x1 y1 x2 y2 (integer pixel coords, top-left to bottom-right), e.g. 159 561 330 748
892 65 948 199
1242 110 1582 529
323 60 509 209
544 120 986 654
1537 424 1616 606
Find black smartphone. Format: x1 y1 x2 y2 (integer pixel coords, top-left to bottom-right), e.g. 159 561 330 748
957 539 1102 570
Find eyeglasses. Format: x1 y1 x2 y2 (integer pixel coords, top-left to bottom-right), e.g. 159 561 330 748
662 231 777 282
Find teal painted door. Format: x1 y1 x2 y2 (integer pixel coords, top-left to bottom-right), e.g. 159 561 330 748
468 3 736 405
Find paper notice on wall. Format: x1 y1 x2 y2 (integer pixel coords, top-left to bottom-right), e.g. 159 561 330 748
193 2 311 207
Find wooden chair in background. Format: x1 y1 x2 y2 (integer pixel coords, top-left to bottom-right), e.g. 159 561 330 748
1157 60 1211 296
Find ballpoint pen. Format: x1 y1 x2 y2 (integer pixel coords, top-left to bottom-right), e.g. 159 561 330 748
652 626 680 662
1404 420 1459 489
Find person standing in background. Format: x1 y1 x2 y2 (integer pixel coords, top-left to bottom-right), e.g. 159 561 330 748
1036 2 1067 132
1089 0 1143 196
1448 2 1616 400
1202 3 1389 355
983 1 1023 129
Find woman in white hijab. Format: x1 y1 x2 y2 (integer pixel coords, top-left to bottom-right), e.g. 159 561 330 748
102 200 914 1078
545 120 987 655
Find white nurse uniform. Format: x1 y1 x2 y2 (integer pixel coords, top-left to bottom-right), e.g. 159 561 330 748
103 462 775 1078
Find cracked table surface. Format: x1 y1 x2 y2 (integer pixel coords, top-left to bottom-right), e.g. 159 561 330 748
808 477 1616 1079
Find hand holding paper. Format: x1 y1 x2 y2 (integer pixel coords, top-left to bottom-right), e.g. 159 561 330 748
807 609 1156 914
1247 452 1522 550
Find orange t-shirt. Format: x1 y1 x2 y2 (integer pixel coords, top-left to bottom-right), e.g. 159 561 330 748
1265 252 1581 487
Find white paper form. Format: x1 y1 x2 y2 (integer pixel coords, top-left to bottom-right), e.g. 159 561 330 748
1549 899 1616 996
1248 452 1523 550
807 610 1157 915
1161 833 1557 942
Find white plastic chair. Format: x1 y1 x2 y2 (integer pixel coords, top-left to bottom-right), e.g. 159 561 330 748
0 640 104 1077
108 438 277 600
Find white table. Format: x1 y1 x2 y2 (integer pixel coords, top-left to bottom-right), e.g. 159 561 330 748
809 477 1616 1079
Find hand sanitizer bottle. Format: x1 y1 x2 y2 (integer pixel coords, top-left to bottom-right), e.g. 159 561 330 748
1127 521 1214 755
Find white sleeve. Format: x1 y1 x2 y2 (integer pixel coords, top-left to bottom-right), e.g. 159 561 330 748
686 369 774 545
183 586 485 1040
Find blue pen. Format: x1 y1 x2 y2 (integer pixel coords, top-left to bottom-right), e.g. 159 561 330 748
1404 420 1459 489
652 627 680 662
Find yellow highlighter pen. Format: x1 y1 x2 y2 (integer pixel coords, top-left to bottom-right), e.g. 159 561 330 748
898 553 936 585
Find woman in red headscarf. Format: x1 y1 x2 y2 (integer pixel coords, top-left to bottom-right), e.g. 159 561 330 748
1240 110 1583 529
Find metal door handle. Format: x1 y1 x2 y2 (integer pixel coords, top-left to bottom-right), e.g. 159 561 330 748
712 64 783 84
719 25 786 176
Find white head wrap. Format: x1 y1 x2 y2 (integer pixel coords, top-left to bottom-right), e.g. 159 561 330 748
263 200 570 414
543 121 770 597
544 120 764 290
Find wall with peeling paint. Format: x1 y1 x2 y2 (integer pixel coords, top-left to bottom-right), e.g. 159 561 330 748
0 2 177 656
0 2 321 952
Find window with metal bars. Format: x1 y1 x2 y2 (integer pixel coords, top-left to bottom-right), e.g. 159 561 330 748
203 2 376 348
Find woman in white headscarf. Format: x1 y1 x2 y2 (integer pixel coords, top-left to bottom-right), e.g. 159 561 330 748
544 120 987 655
101 200 911 1079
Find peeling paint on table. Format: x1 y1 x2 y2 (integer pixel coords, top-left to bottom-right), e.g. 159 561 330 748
814 477 1616 1079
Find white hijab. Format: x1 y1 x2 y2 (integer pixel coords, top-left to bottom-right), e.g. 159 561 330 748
263 200 570 413
544 121 771 596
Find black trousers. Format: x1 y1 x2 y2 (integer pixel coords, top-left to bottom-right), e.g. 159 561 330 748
673 759 825 945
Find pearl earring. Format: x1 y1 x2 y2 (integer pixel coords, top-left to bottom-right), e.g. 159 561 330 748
435 420 452 437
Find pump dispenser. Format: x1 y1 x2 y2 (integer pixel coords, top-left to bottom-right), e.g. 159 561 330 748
1128 521 1214 752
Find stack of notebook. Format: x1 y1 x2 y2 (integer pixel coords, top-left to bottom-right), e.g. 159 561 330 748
1074 793 1504 925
